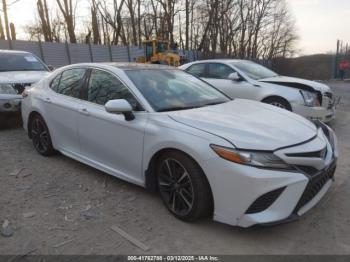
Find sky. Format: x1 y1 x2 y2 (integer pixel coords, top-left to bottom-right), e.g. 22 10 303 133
4 0 350 56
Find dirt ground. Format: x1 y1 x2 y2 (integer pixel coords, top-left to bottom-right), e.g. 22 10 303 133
0 81 350 255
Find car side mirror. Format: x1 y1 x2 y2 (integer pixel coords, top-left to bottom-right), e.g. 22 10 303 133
47 65 55 71
105 99 135 121
228 72 242 81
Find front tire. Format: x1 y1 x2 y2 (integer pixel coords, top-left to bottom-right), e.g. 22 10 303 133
30 115 55 156
263 97 292 111
156 151 213 222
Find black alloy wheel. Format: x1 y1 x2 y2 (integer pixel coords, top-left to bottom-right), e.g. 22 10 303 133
157 151 213 221
30 115 55 156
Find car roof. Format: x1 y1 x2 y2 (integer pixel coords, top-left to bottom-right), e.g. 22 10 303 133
61 62 176 71
0 49 33 55
187 59 250 64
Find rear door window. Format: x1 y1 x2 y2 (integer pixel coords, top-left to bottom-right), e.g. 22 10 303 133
186 63 206 77
50 74 62 92
56 69 86 99
207 63 235 79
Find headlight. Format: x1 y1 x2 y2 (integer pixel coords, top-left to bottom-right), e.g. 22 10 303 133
300 90 320 107
210 144 293 170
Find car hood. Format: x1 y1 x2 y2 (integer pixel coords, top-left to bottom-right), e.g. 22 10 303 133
168 99 317 151
0 94 22 100
259 76 331 93
0 71 50 84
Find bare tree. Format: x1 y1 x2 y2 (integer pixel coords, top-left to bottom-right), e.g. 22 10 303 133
91 0 100 44
1 0 11 40
0 14 5 39
9 21 15 40
37 0 53 41
56 0 77 43
125 0 137 45
98 0 127 45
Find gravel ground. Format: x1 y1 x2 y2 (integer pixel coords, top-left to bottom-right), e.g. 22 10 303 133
0 82 350 255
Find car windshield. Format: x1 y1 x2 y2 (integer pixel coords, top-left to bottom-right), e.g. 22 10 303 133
0 84 17 94
0 53 48 72
125 69 230 112
231 61 278 80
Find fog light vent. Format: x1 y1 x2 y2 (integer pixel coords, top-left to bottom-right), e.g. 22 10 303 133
3 103 11 109
245 187 286 214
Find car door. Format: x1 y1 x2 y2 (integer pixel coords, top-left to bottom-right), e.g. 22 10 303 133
200 63 257 100
45 68 88 155
77 68 148 184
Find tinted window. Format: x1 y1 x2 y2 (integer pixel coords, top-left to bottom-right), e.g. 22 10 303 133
230 61 278 80
186 64 206 77
125 69 229 112
0 53 48 72
87 69 140 109
207 63 234 79
57 69 86 98
50 74 61 92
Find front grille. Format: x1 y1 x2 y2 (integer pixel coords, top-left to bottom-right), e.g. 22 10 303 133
296 165 319 176
245 187 286 214
294 162 336 211
286 147 327 159
317 91 323 105
323 92 334 109
12 83 31 94
324 92 333 100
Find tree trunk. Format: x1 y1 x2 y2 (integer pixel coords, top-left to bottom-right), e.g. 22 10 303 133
91 0 100 44
0 15 5 39
137 0 141 45
56 0 77 43
2 0 11 40
185 0 189 50
9 22 15 40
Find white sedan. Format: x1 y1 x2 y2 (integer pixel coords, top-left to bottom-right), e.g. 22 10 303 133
22 63 338 227
180 59 336 123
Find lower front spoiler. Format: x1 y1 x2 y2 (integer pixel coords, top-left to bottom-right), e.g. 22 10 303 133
260 214 299 227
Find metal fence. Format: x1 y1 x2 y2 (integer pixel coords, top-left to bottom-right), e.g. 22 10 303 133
0 40 200 68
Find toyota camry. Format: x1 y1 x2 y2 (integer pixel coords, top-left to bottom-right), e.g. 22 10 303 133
21 63 338 227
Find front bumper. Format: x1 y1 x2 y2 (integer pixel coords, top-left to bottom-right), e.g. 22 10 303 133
0 99 21 113
202 126 337 228
292 103 335 123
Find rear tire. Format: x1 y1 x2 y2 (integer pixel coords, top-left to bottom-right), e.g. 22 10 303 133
156 151 213 222
30 115 55 156
263 97 292 111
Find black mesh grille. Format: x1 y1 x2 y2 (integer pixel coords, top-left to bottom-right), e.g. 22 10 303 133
286 147 327 159
324 92 333 100
295 162 336 211
324 92 334 109
296 165 319 176
245 187 286 214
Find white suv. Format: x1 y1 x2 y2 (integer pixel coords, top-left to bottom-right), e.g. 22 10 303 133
0 50 50 114
180 59 336 123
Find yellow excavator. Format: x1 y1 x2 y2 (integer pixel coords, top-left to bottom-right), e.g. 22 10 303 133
137 39 181 67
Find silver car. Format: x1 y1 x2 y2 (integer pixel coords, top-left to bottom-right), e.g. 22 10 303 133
0 84 22 113
0 50 50 114
180 59 336 123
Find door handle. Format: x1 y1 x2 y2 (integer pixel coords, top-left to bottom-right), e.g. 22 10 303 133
79 108 90 116
45 97 52 103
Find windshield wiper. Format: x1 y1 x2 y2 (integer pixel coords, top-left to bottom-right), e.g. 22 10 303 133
158 105 201 112
202 101 225 107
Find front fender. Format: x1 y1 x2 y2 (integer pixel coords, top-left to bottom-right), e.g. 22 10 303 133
258 81 304 105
